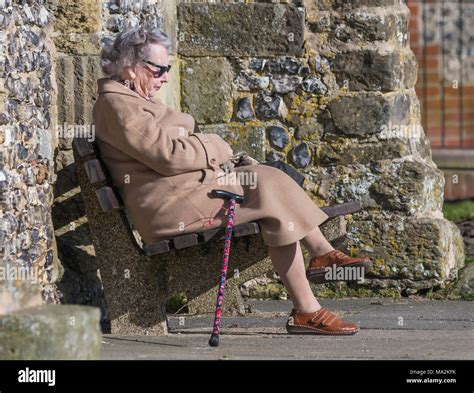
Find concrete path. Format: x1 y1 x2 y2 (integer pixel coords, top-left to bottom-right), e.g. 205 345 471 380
101 298 474 360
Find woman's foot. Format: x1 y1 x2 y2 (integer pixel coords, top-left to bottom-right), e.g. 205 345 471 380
306 249 372 285
286 307 359 335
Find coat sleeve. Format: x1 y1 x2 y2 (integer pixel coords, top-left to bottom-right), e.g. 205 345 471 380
96 96 233 176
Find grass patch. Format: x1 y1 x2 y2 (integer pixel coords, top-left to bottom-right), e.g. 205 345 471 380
312 283 401 299
248 283 288 300
465 256 474 265
442 200 474 222
166 293 189 314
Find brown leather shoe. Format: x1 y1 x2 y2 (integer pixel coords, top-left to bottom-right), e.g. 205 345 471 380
306 249 372 285
286 307 359 335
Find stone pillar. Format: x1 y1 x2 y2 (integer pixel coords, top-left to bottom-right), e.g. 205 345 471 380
0 0 101 359
177 0 465 296
0 0 61 304
304 0 465 295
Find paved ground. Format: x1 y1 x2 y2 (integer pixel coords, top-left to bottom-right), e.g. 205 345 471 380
101 298 474 360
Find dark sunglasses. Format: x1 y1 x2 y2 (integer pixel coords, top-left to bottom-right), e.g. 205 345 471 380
142 59 171 78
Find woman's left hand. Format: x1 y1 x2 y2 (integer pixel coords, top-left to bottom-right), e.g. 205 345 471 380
220 159 235 174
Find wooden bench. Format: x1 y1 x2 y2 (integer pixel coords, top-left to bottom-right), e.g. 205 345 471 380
72 137 362 335
73 137 362 256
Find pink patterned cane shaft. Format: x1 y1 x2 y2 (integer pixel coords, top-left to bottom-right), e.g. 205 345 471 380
211 198 237 335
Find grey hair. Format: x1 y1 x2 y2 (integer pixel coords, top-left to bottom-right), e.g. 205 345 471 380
100 27 171 77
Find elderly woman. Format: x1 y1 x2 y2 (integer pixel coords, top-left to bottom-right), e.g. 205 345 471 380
93 27 372 336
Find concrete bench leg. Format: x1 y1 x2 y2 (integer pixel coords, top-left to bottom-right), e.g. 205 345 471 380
83 207 170 335
77 164 169 335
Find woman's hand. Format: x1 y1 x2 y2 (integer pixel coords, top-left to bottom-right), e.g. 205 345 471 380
219 151 257 175
231 151 260 167
219 159 235 175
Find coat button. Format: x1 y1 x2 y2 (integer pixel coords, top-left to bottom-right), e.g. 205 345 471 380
210 158 216 164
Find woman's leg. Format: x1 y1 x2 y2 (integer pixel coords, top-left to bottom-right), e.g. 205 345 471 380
300 225 334 258
268 240 321 314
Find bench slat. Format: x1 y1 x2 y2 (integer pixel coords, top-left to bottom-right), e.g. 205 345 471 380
84 159 106 183
143 240 171 256
233 222 261 237
201 227 225 242
172 233 199 249
73 138 95 158
140 200 361 256
320 201 361 218
200 222 261 243
95 187 122 211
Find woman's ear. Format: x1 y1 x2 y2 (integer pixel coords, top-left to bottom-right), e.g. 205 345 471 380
122 66 136 80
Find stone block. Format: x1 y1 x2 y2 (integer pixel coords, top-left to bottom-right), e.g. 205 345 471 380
344 9 408 43
72 56 103 125
453 264 474 299
200 121 267 162
332 47 403 91
156 54 180 109
0 262 43 315
368 160 445 215
52 33 101 56
0 304 101 360
308 7 408 44
56 56 76 125
46 0 102 34
181 57 233 124
46 0 102 55
177 3 305 57
321 158 445 216
314 138 412 166
159 0 180 56
306 0 400 11
327 91 415 136
345 215 465 285
402 49 418 88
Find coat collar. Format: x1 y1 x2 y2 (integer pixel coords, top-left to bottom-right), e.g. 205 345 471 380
97 77 159 104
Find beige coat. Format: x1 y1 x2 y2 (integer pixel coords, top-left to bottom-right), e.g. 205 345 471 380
92 78 329 247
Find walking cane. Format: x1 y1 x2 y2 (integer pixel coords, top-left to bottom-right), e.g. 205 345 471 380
208 189 245 347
